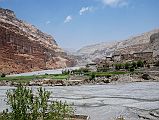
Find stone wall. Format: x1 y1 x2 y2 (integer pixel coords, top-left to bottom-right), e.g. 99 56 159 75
112 52 153 63
133 52 153 61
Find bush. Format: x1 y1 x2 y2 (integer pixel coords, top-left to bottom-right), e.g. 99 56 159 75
115 64 123 70
97 67 109 72
137 60 144 67
89 72 95 80
80 68 89 73
1 85 74 120
72 68 89 74
129 67 135 72
147 64 150 68
124 62 130 70
95 73 111 78
154 60 159 66
45 73 48 75
132 61 137 68
62 70 70 75
1 73 6 78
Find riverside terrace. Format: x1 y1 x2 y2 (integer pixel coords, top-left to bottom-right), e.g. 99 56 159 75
111 51 153 62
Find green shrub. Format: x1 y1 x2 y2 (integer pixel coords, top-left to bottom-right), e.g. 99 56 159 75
1 85 74 120
1 73 6 78
90 72 95 80
137 60 144 67
81 68 89 73
95 74 111 78
71 68 89 74
124 62 130 70
97 67 109 72
129 67 135 72
62 70 70 75
45 73 48 75
131 61 137 68
115 64 123 70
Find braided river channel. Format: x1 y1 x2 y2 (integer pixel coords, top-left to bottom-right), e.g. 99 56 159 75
0 82 159 120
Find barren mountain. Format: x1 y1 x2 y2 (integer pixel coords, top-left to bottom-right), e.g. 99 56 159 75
0 8 75 74
146 32 159 57
76 29 159 65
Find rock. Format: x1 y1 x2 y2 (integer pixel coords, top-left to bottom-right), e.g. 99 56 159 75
102 79 110 83
142 74 151 80
0 8 75 74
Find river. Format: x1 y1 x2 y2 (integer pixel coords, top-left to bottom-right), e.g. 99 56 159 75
8 66 81 77
0 82 159 120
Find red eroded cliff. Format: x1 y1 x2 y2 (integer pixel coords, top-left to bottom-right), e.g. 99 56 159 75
0 8 75 74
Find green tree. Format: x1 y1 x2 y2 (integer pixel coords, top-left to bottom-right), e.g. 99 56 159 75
1 73 6 77
1 85 74 120
137 60 144 67
132 61 137 68
129 67 135 72
115 63 123 70
124 62 130 70
90 72 95 80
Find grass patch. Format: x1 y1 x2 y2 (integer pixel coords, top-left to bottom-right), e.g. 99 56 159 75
51 75 68 79
0 74 69 83
107 71 128 75
0 76 36 83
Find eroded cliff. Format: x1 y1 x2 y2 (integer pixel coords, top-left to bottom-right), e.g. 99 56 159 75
0 8 75 74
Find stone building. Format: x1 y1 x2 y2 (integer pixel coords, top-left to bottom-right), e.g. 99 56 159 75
121 54 134 61
112 54 121 62
112 52 153 63
105 56 113 61
133 52 153 62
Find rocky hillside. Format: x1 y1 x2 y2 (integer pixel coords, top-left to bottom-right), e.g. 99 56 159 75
146 32 159 57
0 8 75 74
76 29 159 65
76 42 117 55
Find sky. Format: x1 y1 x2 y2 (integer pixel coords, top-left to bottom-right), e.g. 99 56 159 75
0 0 159 50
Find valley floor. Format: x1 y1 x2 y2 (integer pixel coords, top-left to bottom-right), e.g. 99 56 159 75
0 82 159 120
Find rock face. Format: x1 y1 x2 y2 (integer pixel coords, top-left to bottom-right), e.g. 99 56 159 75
0 8 75 74
148 32 159 56
76 29 159 65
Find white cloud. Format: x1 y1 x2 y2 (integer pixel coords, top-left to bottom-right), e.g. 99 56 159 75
102 0 128 7
45 21 51 25
64 15 72 23
79 7 92 15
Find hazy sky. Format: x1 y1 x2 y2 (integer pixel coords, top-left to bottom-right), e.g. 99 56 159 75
0 0 159 49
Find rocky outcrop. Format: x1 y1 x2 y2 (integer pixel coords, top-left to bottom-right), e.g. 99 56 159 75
148 32 159 57
0 8 75 74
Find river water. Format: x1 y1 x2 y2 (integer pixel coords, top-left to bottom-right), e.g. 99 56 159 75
0 82 159 120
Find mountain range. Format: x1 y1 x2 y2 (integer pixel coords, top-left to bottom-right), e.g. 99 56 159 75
0 8 159 74
73 29 159 65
